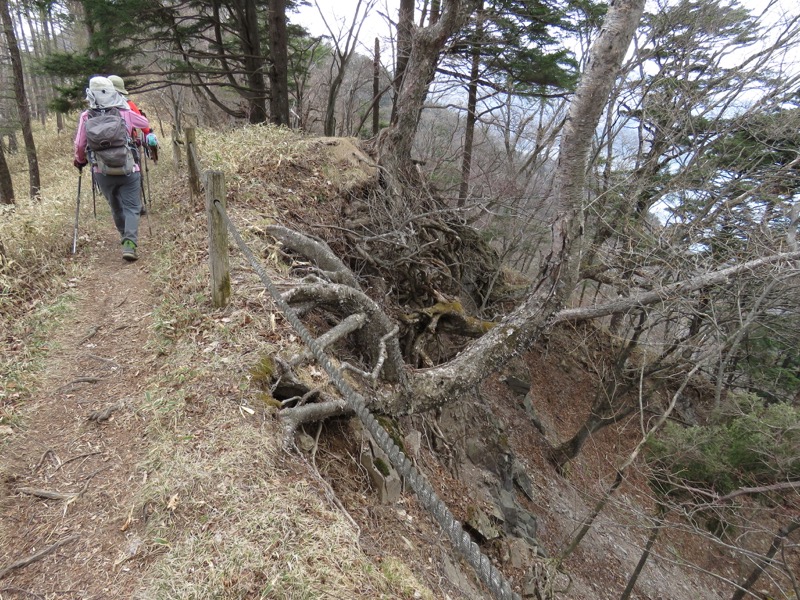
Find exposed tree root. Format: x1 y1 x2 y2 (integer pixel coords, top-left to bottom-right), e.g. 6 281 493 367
0 535 80 580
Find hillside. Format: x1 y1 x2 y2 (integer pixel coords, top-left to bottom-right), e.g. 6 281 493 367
1 123 797 600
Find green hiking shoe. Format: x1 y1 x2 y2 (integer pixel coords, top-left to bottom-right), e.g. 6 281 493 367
122 239 138 262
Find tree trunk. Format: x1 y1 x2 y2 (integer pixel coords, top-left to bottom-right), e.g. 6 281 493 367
318 0 373 136
324 58 346 136
387 0 647 415
238 0 268 123
1 0 40 199
380 0 479 182
430 0 441 25
458 0 483 206
372 37 380 136
268 0 290 126
730 520 800 600
620 504 666 600
390 0 415 124
0 141 14 204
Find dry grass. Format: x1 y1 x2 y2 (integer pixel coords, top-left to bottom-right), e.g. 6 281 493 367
123 123 429 599
0 118 103 423
2 119 431 598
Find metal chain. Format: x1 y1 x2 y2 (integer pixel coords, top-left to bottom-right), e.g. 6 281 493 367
214 201 521 600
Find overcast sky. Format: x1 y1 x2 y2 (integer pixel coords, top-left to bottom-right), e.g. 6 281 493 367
290 0 798 48
289 0 799 84
291 0 399 52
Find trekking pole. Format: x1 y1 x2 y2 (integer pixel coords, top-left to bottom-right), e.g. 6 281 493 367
72 170 83 255
139 164 147 208
144 148 153 207
91 171 97 218
140 169 152 236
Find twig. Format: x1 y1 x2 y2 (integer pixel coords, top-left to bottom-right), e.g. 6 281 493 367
0 534 80 580
77 326 101 345
54 452 102 472
56 377 102 393
85 354 119 367
0 586 45 599
32 449 60 474
62 467 108 516
17 487 76 501
17 467 106 506
87 402 124 422
296 435 362 544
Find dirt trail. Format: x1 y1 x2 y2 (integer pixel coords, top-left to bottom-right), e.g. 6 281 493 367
1 228 158 599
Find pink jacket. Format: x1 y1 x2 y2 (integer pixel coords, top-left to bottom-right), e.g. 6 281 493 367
73 108 150 173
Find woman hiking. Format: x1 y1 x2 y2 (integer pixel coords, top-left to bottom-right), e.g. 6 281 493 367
73 76 150 261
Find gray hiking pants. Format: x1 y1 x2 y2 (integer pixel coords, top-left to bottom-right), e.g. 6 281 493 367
94 172 141 246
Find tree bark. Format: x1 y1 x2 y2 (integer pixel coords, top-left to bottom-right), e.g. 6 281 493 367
388 0 647 415
391 0 415 124
268 0 290 126
380 0 479 181
0 0 40 199
238 0 268 123
0 141 14 204
730 520 800 600
372 37 380 136
620 504 666 600
458 0 483 207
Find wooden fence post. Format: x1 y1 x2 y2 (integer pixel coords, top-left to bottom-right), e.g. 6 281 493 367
171 124 182 173
206 171 231 308
185 127 201 202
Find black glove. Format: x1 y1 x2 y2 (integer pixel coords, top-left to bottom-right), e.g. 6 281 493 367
74 159 87 171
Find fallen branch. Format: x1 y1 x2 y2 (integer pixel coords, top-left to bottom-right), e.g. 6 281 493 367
56 377 102 393
0 534 80 580
281 399 351 445
17 487 76 501
555 250 800 324
88 402 125 423
77 326 101 345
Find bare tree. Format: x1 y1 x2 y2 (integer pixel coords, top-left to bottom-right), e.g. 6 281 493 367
379 0 479 184
315 0 377 136
0 0 40 199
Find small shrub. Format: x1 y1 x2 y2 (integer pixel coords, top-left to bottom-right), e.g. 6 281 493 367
647 393 800 496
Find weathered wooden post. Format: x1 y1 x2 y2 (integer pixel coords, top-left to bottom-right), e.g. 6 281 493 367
206 171 230 308
171 124 182 173
185 127 201 204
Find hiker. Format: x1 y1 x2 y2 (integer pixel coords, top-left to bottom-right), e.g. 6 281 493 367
109 75 159 164
73 76 150 262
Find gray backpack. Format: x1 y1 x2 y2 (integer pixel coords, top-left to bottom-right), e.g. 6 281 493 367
85 108 136 175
